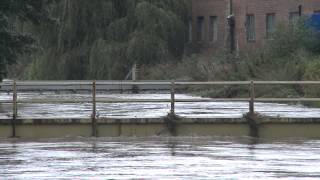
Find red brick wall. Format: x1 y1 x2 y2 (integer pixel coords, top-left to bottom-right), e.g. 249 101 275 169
234 0 320 52
191 0 228 55
191 0 320 55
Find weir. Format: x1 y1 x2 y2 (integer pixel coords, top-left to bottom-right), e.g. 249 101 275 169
0 117 320 138
1 80 320 139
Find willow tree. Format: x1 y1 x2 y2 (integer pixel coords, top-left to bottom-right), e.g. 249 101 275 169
90 0 190 79
25 0 191 80
0 0 51 81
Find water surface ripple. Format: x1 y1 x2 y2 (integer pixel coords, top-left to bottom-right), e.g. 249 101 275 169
1 93 320 119
0 137 319 179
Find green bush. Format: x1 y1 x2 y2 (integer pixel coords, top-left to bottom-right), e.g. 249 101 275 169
303 57 320 99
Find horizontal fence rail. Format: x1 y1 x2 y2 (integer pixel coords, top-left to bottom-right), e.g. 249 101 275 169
3 80 320 86
2 80 320 91
0 80 174 92
1 80 320 137
4 98 320 104
0 98 251 104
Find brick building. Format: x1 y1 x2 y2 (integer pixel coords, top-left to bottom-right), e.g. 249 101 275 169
189 0 320 55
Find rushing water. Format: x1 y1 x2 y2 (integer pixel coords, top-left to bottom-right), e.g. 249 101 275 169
1 92 320 119
0 136 319 179
1 92 320 179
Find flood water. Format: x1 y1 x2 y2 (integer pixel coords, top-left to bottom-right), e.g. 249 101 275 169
1 93 320 179
0 136 319 179
1 92 320 119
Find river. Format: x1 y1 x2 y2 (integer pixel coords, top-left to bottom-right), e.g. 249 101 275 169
1 93 320 179
1 92 320 119
0 136 319 179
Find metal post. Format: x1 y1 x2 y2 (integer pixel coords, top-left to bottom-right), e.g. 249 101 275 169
132 63 136 81
298 5 302 16
229 0 233 15
170 80 175 115
12 80 17 137
249 80 255 115
228 0 235 53
91 80 97 137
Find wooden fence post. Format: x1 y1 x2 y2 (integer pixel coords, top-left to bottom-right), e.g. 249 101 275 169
91 80 97 137
12 80 17 137
170 80 175 115
249 80 255 115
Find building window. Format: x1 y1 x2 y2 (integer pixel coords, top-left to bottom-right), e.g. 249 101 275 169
246 14 255 41
266 13 275 39
187 19 192 42
209 16 218 42
197 16 204 42
289 12 300 23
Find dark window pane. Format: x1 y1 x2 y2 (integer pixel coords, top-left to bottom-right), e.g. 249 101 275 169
266 13 275 39
197 16 204 41
187 19 192 42
246 14 255 41
209 16 218 42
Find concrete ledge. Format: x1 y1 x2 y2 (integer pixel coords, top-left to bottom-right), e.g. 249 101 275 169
261 117 320 124
1 117 320 124
0 117 320 138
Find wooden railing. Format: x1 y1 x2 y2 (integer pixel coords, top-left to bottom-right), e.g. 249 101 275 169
1 80 320 137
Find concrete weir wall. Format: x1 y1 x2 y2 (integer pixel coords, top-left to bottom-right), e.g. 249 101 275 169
0 118 320 138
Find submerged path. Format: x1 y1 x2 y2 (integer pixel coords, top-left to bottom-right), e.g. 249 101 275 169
1 92 320 119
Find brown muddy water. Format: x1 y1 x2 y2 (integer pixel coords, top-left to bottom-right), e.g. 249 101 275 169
0 136 319 179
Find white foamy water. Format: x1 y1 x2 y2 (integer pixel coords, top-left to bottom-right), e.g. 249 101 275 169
0 137 319 179
1 92 320 119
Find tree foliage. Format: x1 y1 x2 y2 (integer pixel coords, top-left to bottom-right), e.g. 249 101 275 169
0 0 51 80
22 0 190 80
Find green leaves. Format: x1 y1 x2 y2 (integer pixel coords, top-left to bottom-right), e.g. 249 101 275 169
127 32 168 64
89 39 128 79
265 18 320 60
0 0 51 80
23 0 190 80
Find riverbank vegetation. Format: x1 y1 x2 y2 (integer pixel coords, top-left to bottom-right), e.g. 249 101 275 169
0 0 50 81
142 19 320 103
6 0 190 80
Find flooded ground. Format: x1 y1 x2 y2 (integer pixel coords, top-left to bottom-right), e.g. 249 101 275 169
0 136 319 179
1 92 320 119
